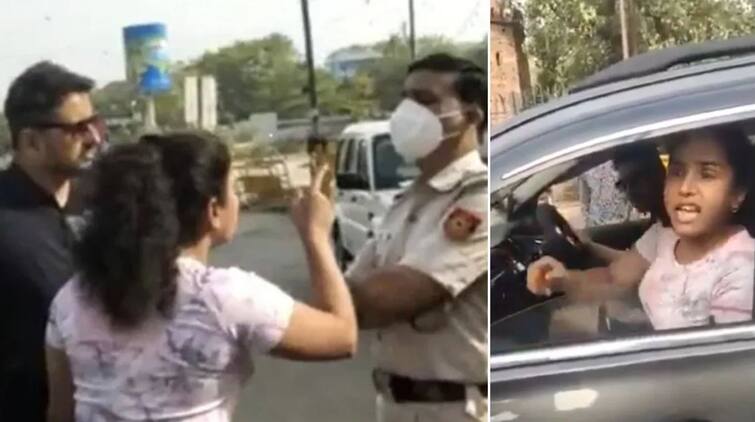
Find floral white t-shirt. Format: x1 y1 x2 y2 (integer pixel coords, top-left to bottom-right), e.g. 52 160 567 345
637 225 754 330
46 256 294 421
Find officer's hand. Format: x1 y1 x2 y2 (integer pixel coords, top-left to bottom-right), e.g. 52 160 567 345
526 256 567 296
290 164 334 240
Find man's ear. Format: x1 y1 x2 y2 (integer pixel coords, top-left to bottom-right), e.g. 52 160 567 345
16 128 41 152
206 196 222 231
733 190 746 213
463 103 483 127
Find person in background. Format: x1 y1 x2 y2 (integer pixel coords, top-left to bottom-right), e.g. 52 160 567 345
579 142 670 264
346 53 488 422
579 161 634 227
0 61 103 421
45 132 356 421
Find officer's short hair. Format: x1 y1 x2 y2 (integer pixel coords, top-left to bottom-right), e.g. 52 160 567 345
4 61 94 149
407 53 487 131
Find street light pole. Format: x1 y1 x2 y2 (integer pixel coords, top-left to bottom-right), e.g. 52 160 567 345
300 0 319 136
409 0 416 60
619 0 630 59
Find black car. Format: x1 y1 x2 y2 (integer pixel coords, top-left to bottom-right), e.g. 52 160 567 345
490 36 755 421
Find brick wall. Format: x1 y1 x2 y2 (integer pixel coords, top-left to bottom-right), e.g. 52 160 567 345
490 1 531 125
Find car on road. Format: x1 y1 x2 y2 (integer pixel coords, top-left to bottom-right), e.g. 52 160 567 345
490 36 755 421
332 121 418 268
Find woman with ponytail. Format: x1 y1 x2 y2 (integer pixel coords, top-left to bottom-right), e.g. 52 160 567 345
44 132 356 421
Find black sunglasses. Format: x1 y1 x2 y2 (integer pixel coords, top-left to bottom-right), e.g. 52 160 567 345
32 115 107 141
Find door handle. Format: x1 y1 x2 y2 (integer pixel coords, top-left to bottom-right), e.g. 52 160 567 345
350 196 357 203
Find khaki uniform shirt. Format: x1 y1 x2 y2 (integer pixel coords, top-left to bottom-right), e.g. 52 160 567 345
346 151 488 383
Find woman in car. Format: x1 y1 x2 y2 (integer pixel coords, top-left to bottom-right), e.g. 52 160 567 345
44 132 357 421
528 125 755 330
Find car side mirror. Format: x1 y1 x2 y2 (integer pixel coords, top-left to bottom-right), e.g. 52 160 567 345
336 173 369 190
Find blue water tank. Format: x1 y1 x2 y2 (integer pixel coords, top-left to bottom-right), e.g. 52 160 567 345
123 23 172 94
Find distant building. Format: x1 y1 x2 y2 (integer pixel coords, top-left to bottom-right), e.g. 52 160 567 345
325 46 382 80
490 0 531 125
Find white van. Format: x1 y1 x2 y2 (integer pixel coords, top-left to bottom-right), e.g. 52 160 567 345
333 121 418 268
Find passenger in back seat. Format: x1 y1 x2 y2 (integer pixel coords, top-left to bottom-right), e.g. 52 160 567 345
578 142 670 265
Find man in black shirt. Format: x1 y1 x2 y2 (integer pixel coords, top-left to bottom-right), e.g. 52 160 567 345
0 62 103 421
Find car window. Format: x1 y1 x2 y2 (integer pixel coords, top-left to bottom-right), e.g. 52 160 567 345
340 138 356 174
372 134 419 189
356 139 370 184
492 122 755 356
336 138 351 173
541 165 644 231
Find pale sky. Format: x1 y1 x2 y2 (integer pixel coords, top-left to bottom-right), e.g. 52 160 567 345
0 0 487 107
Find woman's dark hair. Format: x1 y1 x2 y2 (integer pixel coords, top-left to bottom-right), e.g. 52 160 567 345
612 142 671 226
613 142 663 171
76 131 232 327
667 125 755 234
141 131 231 246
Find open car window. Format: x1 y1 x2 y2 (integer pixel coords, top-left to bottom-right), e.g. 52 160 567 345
492 119 755 356
542 164 648 231
372 134 418 189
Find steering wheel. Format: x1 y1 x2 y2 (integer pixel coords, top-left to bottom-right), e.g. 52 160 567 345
535 203 587 268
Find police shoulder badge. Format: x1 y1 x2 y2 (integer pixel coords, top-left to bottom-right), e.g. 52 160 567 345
443 207 481 241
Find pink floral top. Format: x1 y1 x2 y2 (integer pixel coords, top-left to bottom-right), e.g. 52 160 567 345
637 223 754 330
46 256 294 421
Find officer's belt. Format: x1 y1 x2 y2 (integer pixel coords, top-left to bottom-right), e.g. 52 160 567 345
372 369 487 403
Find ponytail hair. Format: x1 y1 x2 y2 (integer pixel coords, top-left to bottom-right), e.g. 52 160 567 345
140 131 231 247
76 143 180 327
76 131 231 327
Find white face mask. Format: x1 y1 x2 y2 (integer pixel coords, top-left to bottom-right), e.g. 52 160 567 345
389 98 461 162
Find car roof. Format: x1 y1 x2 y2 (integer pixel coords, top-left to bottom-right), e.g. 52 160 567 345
340 120 389 139
490 39 755 193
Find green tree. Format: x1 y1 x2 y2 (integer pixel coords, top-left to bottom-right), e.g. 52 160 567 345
92 33 488 128
92 81 137 118
523 0 755 95
191 34 309 121
365 35 487 111
92 71 185 130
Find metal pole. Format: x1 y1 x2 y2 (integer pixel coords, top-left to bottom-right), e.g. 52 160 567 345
300 0 319 136
409 0 416 60
145 96 157 131
619 0 630 59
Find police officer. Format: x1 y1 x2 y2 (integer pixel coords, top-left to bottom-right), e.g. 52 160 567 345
346 53 488 422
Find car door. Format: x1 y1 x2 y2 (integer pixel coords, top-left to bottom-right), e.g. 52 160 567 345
491 108 755 422
336 137 373 256
491 322 755 422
